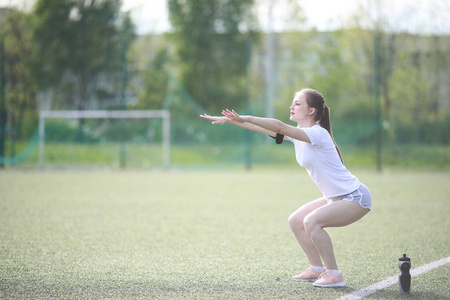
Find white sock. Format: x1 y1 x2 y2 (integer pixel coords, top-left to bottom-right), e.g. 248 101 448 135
311 265 325 272
328 269 341 275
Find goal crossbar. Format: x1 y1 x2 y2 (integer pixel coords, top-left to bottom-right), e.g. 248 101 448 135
39 110 170 168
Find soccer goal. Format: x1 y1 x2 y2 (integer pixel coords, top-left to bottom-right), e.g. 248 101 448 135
38 110 170 168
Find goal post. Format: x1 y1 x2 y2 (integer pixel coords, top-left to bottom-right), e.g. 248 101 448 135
39 110 170 169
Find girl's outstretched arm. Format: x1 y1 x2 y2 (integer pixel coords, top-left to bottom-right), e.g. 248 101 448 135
199 113 279 137
222 110 310 143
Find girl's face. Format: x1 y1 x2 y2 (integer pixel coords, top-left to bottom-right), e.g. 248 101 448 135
289 93 313 123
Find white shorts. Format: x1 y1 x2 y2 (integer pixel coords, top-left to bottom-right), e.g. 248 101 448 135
327 183 372 210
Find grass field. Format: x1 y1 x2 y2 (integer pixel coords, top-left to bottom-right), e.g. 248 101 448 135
1 169 449 299
7 140 450 171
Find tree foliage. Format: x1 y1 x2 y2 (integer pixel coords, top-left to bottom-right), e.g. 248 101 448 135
132 35 170 111
168 0 259 112
1 8 37 140
30 0 134 110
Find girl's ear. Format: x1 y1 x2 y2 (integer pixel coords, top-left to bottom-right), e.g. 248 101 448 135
308 107 316 116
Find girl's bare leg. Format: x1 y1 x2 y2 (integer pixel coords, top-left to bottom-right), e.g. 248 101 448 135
303 201 370 269
288 198 328 267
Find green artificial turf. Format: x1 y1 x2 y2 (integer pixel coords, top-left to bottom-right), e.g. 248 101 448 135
1 169 449 299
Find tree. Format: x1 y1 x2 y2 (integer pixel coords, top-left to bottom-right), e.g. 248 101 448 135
168 0 259 112
131 35 170 111
341 0 450 152
0 8 37 156
30 0 134 111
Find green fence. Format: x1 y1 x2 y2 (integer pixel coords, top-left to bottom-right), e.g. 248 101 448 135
0 79 449 170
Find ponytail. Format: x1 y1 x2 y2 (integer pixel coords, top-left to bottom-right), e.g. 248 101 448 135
320 105 344 164
299 88 344 164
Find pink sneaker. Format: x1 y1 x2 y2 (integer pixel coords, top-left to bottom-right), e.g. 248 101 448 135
313 270 346 287
292 267 323 282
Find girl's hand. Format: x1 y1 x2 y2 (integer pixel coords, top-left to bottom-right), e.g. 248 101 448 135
199 114 229 125
221 109 246 123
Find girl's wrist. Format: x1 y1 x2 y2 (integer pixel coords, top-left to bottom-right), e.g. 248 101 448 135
242 116 252 123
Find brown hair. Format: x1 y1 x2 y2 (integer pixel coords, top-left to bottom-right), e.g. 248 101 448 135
298 88 344 163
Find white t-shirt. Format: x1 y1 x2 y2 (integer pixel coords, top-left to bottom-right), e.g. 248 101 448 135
287 124 360 198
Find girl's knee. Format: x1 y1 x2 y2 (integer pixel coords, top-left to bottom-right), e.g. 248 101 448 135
288 198 327 232
303 213 319 235
288 211 305 231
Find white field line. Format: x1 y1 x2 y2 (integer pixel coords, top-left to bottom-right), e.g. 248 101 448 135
335 256 450 300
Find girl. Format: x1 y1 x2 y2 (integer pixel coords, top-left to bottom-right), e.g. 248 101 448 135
200 88 371 287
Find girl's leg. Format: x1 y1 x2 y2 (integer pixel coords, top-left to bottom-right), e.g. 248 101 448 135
303 200 370 270
288 197 328 267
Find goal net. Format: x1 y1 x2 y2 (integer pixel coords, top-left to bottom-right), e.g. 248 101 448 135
38 110 170 169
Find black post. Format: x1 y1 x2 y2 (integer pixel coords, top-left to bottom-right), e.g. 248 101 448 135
244 37 252 170
120 40 128 169
374 33 382 172
0 41 6 168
